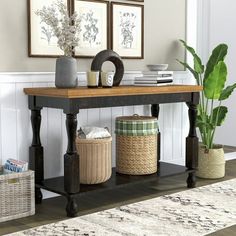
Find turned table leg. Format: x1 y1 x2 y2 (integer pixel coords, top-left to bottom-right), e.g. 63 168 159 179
29 97 44 204
64 113 80 217
186 93 199 188
151 104 161 167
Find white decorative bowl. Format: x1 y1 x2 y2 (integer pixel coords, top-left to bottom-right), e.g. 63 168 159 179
147 64 168 71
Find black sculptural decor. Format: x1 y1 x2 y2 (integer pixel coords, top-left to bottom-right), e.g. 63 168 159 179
91 50 124 86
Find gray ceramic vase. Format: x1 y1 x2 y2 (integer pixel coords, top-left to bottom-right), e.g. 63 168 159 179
55 56 77 88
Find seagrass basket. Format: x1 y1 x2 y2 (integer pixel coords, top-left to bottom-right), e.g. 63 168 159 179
0 166 35 223
197 145 225 179
115 115 158 175
76 137 112 184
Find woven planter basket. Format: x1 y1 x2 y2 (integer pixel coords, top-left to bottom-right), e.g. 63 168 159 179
76 137 112 184
197 146 225 179
0 167 35 223
115 115 158 175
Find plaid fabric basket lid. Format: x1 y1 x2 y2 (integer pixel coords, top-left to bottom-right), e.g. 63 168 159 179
115 115 158 136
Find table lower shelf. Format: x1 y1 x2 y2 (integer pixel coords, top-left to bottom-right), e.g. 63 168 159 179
36 162 193 197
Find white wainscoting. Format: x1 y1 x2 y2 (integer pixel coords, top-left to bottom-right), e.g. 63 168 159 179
0 71 191 182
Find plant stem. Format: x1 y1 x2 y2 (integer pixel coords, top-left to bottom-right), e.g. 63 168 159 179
207 99 214 149
209 101 222 148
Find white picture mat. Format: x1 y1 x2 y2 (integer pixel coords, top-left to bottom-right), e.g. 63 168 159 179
30 0 67 56
74 0 108 56
112 4 143 58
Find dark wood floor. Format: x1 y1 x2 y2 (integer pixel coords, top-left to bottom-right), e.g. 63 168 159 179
1 146 236 236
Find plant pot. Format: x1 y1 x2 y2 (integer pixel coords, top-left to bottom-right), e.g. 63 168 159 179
55 56 77 88
197 145 225 179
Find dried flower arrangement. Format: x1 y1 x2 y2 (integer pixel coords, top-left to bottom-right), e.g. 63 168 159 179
35 0 81 57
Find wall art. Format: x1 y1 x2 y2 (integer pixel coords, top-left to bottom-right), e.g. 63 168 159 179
111 2 144 59
73 0 109 58
28 0 69 57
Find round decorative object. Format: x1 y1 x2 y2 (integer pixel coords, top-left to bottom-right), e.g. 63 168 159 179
146 64 168 71
55 56 77 88
91 49 124 86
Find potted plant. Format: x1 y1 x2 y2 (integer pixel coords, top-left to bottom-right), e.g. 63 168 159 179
36 0 81 88
178 40 236 179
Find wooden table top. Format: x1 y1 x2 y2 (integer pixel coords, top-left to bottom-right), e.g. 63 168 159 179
24 85 203 99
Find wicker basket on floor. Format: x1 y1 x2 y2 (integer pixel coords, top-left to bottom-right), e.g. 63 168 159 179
115 115 158 175
0 167 35 223
76 137 112 184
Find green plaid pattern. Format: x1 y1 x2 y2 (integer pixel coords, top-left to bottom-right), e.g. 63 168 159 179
115 119 158 136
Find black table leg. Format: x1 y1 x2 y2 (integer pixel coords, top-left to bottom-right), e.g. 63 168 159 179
151 104 161 168
29 96 44 204
186 93 199 188
64 113 80 217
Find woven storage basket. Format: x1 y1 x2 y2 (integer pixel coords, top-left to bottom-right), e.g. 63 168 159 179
115 115 158 175
0 167 35 223
197 146 225 179
76 137 112 184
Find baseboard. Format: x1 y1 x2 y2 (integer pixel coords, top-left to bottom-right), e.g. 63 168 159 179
225 152 236 161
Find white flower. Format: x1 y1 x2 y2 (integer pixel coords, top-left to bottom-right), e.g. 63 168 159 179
35 0 81 57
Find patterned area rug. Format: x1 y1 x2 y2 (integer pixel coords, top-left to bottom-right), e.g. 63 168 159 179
7 179 236 236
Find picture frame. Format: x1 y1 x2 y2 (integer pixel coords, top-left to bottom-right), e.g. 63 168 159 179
124 0 144 2
111 2 144 59
28 0 70 57
73 0 109 58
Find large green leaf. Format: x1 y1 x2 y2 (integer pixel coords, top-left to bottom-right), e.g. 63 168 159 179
203 61 227 99
196 115 213 130
219 83 236 100
212 106 228 126
204 44 228 81
180 39 204 74
177 59 200 85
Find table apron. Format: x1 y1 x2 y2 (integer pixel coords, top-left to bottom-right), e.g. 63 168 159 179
30 92 194 112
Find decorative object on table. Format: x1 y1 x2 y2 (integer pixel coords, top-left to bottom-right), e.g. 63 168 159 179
72 0 109 58
0 166 35 223
28 0 69 57
87 71 99 88
91 49 124 86
111 2 144 59
76 127 112 184
178 40 236 179
146 64 169 71
115 115 158 175
4 159 28 173
35 0 81 88
134 71 173 86
101 71 114 88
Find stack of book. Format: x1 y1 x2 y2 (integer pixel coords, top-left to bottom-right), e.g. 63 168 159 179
4 158 28 173
134 71 173 86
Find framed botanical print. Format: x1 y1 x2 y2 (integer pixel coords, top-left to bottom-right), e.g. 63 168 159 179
28 0 69 57
125 0 144 2
111 2 144 59
73 0 109 58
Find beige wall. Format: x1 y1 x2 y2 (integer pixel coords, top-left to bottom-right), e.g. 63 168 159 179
0 0 186 72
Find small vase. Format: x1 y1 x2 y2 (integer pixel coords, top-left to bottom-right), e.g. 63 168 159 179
197 145 225 179
55 56 77 88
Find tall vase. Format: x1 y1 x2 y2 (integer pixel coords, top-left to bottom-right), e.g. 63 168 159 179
55 56 77 88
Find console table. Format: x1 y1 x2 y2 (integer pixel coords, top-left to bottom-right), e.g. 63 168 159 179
24 85 202 217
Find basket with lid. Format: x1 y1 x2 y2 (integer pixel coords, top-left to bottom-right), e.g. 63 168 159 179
115 115 158 175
